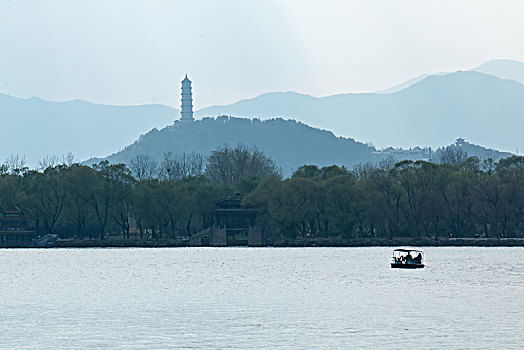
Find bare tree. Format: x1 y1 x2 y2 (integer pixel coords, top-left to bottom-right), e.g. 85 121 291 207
38 155 59 171
61 152 76 166
352 162 375 180
129 154 158 180
159 151 205 180
378 155 397 171
4 153 28 175
439 146 467 165
205 145 280 185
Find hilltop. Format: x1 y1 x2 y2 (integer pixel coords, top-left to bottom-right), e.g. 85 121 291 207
88 116 512 176
472 59 524 85
375 59 524 94
87 117 380 175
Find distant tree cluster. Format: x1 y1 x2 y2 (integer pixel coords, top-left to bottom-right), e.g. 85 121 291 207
0 146 280 239
1 148 523 241
244 156 524 241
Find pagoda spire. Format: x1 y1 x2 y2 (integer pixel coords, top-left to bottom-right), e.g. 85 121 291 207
180 74 194 122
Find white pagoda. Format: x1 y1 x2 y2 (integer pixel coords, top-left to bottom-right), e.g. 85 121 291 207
180 74 194 122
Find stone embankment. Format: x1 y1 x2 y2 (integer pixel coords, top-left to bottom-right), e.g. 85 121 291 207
36 237 524 248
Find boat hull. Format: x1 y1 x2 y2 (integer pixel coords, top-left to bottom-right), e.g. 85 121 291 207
391 263 425 269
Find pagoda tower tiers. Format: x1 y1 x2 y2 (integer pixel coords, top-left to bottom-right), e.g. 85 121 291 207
180 74 194 122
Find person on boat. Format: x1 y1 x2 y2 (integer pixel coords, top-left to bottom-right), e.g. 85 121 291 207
415 253 422 263
406 252 413 263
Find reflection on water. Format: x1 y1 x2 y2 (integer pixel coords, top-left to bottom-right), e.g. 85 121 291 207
1 247 523 349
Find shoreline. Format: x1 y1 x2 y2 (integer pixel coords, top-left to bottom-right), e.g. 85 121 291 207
2 238 524 248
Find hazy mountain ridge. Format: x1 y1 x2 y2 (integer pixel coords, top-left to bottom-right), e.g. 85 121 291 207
375 72 448 94
375 59 524 93
472 59 524 85
196 71 524 153
0 93 177 166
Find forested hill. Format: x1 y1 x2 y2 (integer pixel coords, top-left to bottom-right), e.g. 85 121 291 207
88 117 380 175
89 116 512 176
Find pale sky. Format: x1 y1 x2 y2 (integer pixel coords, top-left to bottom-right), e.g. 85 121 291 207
1 0 523 109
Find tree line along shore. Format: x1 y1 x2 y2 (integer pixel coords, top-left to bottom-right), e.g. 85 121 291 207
1 145 524 246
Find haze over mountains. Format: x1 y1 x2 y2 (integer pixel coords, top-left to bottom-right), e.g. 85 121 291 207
1 59 523 167
0 94 176 166
375 58 524 94
197 70 524 153
473 59 524 85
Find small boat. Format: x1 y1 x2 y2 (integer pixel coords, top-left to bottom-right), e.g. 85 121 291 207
391 249 425 269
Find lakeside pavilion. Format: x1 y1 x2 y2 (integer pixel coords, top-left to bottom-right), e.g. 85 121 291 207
0 207 36 247
190 194 263 247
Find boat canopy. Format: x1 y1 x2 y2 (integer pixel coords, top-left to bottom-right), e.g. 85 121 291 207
391 248 424 268
393 249 423 253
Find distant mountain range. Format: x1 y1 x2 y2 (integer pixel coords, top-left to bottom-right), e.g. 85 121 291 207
1 59 523 167
196 70 524 153
375 58 524 94
0 94 176 166
473 59 524 85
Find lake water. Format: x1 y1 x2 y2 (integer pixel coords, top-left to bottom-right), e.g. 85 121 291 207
1 247 522 349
